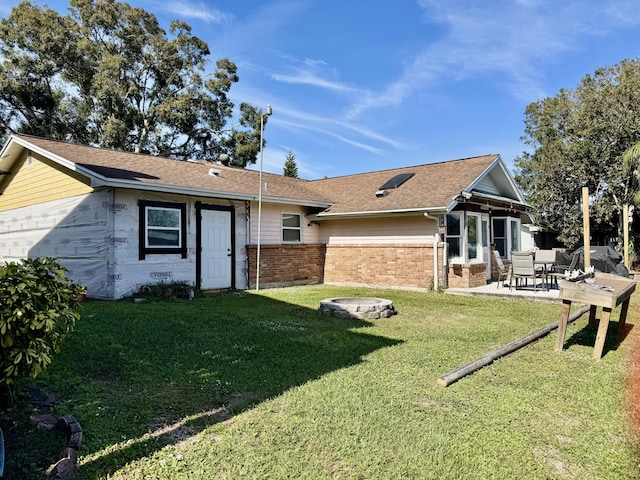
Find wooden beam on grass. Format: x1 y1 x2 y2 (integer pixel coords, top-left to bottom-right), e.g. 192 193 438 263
437 305 591 387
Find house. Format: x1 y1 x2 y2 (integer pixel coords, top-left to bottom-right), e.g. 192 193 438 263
0 134 530 298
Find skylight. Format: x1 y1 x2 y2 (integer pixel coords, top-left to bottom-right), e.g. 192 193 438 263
379 172 415 190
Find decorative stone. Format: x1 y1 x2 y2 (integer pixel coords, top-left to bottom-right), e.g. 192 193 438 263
319 298 396 319
51 457 76 480
68 431 83 450
30 413 59 430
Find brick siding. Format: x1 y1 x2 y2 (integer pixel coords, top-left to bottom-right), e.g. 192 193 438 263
447 262 487 288
246 244 326 289
323 243 445 290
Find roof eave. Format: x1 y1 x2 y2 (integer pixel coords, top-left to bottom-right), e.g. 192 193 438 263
309 206 446 220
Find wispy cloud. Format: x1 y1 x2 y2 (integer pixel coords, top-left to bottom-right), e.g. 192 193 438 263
346 0 640 118
274 118 388 156
151 1 230 23
270 57 362 93
271 69 358 93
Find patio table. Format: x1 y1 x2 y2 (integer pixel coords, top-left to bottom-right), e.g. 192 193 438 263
555 272 636 360
534 260 553 289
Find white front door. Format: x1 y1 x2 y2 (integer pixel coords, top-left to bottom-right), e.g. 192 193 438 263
201 209 232 289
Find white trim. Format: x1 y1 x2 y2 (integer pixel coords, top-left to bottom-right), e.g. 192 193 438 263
281 211 302 243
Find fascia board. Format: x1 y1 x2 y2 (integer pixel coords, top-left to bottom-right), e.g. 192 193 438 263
310 207 446 220
471 191 530 208
9 135 109 184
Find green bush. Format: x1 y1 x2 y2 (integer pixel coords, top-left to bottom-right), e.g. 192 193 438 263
134 280 197 300
0 257 82 391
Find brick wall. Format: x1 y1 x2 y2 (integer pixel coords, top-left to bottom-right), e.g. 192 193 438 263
447 262 487 288
323 243 445 290
246 244 326 289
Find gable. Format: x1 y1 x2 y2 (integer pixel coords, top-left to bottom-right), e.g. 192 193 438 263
469 159 523 202
0 150 93 211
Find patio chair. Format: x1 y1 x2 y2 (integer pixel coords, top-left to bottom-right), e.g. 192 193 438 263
534 249 557 288
547 252 580 288
492 250 510 288
509 251 546 292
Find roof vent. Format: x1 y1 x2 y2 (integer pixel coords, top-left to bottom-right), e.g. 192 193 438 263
208 168 221 177
379 172 415 190
375 189 388 197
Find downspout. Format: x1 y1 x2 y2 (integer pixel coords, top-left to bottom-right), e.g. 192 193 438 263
245 200 251 289
425 212 440 292
434 234 439 291
442 241 448 289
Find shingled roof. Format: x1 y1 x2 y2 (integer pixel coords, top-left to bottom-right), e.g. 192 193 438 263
4 135 332 207
1 135 525 216
306 155 501 216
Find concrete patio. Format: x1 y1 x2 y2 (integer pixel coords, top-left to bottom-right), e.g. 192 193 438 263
446 280 561 302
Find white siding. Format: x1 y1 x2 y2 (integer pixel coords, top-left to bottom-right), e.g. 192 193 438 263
521 224 536 250
320 216 437 244
250 202 320 244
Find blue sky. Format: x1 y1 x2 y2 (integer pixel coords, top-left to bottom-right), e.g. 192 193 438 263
3 1 640 179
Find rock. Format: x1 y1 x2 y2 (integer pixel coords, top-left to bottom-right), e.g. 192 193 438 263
51 457 76 480
29 413 58 430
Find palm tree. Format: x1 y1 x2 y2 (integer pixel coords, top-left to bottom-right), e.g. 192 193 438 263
621 141 640 269
623 141 640 203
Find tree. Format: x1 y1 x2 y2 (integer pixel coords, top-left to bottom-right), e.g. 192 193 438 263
0 0 265 166
514 58 640 248
283 150 299 178
623 141 640 204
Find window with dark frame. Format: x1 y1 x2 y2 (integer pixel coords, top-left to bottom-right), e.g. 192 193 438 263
492 218 507 258
138 200 187 260
282 213 301 242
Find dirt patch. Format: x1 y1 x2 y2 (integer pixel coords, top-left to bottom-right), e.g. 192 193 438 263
532 446 574 480
627 327 640 444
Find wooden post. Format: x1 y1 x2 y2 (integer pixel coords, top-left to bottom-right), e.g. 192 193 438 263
437 305 590 387
624 204 630 269
582 187 590 269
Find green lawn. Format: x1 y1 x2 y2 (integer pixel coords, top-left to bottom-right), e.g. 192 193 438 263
3 285 639 479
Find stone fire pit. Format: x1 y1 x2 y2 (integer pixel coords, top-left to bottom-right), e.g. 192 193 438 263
319 297 396 319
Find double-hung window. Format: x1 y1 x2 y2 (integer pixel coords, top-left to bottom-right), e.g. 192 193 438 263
282 213 301 242
446 212 462 261
492 217 521 258
139 200 187 259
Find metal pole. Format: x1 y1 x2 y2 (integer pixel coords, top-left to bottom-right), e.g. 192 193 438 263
256 113 264 291
255 105 271 290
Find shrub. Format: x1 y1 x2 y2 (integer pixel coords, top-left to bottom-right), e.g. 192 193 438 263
133 280 196 300
0 257 82 393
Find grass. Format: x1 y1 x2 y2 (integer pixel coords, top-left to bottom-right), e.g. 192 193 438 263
2 285 639 479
